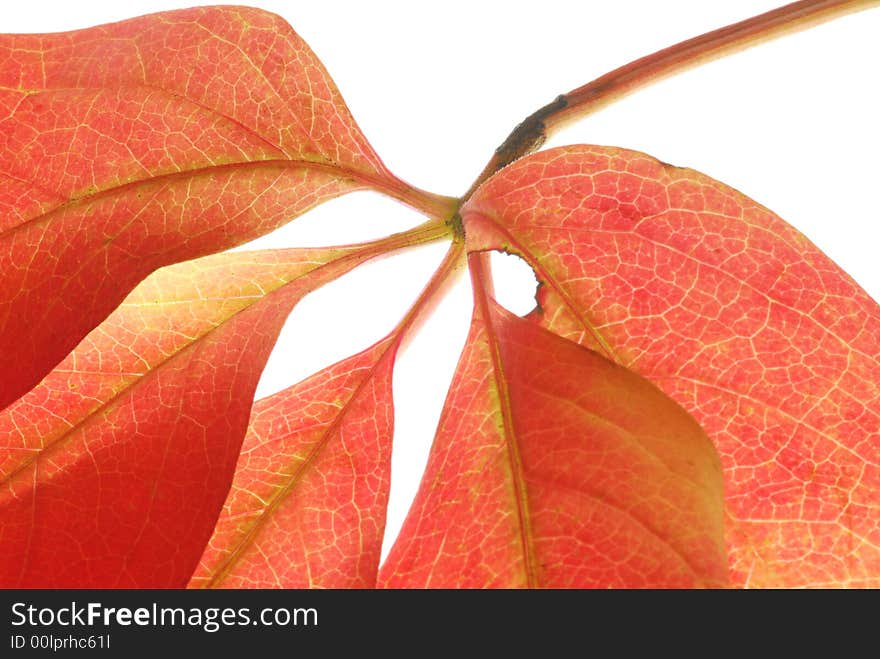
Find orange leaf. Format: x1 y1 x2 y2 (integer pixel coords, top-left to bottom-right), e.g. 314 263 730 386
379 254 727 588
0 7 432 409
462 145 880 587
190 339 396 589
0 244 373 587
191 241 464 589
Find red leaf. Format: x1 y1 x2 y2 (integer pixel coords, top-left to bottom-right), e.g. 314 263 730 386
0 245 371 587
462 145 880 587
191 241 464 588
190 339 396 589
379 255 727 588
0 7 431 409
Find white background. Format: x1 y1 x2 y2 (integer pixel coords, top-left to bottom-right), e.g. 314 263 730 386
5 1 879 559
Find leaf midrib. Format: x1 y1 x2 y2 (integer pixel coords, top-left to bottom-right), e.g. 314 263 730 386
0 157 362 242
0 257 341 494
199 339 396 589
0 67 391 241
473 290 540 588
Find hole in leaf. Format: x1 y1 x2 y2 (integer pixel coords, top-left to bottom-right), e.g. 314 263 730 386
489 250 539 316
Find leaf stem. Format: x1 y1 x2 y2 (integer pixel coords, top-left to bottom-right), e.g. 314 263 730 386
275 216 454 308
301 218 463 352
391 238 466 352
466 251 540 586
463 0 877 200
555 0 876 129
353 215 455 257
371 174 459 222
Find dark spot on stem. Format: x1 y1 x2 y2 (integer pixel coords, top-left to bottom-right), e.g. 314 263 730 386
494 95 568 170
449 211 465 239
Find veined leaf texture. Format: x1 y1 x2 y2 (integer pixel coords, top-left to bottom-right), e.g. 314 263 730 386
1 3 877 589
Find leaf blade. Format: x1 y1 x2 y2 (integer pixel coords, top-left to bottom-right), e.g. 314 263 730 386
0 6 418 409
379 255 728 588
191 241 465 589
0 245 367 587
462 144 880 587
0 6 388 171
190 339 397 589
